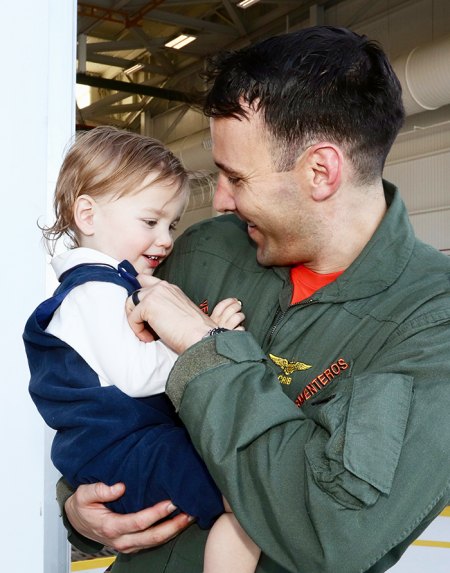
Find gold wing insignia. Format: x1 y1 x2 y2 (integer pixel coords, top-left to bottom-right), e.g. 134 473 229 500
269 353 312 375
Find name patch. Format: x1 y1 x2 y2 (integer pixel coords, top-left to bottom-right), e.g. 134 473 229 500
295 357 349 407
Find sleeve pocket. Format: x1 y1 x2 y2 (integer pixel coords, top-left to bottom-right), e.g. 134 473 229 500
305 373 413 509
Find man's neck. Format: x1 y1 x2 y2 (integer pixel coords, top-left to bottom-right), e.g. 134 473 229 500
304 182 387 274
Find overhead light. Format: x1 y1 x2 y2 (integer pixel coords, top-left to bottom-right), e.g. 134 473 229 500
165 34 196 50
124 63 145 75
237 0 260 8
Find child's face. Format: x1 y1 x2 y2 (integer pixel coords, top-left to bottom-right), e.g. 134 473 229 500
86 174 188 275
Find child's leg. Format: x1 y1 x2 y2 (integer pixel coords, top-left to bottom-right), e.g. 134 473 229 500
204 499 260 573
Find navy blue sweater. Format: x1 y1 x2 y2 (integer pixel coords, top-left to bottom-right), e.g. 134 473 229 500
23 260 223 527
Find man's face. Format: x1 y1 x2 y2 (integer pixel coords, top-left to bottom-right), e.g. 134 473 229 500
211 112 320 267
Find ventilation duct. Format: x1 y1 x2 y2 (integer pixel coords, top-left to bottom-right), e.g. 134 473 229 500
392 34 450 116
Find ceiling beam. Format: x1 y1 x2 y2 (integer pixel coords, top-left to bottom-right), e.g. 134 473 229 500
86 39 163 54
222 0 247 36
147 8 239 36
129 27 176 74
85 53 167 76
77 73 200 105
78 0 166 28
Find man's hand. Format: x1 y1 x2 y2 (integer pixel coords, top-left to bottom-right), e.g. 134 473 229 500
126 276 217 352
65 482 193 554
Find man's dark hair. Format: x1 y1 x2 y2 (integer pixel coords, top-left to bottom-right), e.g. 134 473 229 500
203 26 405 183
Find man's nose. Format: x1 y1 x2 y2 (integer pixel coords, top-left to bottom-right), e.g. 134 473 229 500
213 175 236 212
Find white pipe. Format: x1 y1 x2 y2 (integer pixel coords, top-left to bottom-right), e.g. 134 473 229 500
392 35 450 116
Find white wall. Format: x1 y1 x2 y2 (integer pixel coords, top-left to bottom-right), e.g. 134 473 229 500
385 107 450 251
385 150 450 250
0 0 76 571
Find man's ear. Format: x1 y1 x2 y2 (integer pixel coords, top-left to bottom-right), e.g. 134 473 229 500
74 194 96 236
301 143 342 202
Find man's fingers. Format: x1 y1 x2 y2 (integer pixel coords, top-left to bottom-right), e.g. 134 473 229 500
126 279 216 352
129 500 178 531
127 309 156 342
79 482 126 505
117 512 194 554
66 483 193 551
135 274 162 288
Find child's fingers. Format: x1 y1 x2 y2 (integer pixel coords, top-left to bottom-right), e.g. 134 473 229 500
210 297 240 318
220 311 245 330
211 299 245 330
210 298 243 326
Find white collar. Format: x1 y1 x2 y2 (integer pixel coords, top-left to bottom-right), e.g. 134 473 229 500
51 248 120 279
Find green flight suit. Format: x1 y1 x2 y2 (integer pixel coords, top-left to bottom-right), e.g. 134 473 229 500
63 181 450 573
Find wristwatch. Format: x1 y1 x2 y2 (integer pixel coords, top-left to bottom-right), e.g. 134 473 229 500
203 327 230 337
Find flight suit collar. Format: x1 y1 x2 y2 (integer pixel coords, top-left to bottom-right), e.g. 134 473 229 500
273 180 416 309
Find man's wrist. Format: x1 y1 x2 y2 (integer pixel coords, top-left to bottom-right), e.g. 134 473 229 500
166 337 231 411
56 478 104 553
182 325 229 351
202 327 230 338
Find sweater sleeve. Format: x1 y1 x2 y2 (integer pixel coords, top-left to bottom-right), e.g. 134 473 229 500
46 281 178 397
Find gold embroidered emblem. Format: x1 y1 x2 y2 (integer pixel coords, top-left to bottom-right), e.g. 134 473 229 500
269 353 312 385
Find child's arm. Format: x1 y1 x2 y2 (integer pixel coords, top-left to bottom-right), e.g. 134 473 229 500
46 281 177 397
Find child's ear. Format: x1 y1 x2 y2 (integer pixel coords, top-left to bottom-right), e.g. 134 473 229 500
74 195 96 236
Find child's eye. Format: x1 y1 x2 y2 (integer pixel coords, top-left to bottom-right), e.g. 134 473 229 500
169 221 178 232
144 219 157 228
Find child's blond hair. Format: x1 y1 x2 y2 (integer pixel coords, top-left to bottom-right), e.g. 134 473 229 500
43 126 189 253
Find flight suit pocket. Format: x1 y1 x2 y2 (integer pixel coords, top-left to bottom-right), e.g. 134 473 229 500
305 373 413 509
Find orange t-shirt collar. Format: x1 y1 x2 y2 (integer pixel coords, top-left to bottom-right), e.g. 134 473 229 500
290 264 344 304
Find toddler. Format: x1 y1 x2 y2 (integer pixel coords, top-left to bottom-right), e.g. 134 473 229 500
23 126 260 572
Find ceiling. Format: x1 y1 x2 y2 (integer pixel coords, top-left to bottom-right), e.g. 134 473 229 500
77 0 450 139
76 0 343 130
75 0 450 231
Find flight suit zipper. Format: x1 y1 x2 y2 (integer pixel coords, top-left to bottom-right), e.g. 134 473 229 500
266 298 317 348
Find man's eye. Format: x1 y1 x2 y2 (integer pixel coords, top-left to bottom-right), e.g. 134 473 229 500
227 176 242 186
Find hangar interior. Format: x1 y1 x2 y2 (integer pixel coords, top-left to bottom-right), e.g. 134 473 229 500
69 2 450 572
75 0 450 247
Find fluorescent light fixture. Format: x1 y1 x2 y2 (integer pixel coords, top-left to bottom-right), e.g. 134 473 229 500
237 0 260 8
165 34 196 50
124 63 145 75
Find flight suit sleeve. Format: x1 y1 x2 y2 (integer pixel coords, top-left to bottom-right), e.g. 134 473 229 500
166 324 450 573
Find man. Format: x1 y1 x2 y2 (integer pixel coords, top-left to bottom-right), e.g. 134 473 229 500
61 26 450 572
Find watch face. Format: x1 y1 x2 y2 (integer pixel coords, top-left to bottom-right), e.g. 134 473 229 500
207 327 229 336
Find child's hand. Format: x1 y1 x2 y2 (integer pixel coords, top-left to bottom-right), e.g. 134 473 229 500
210 298 245 331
